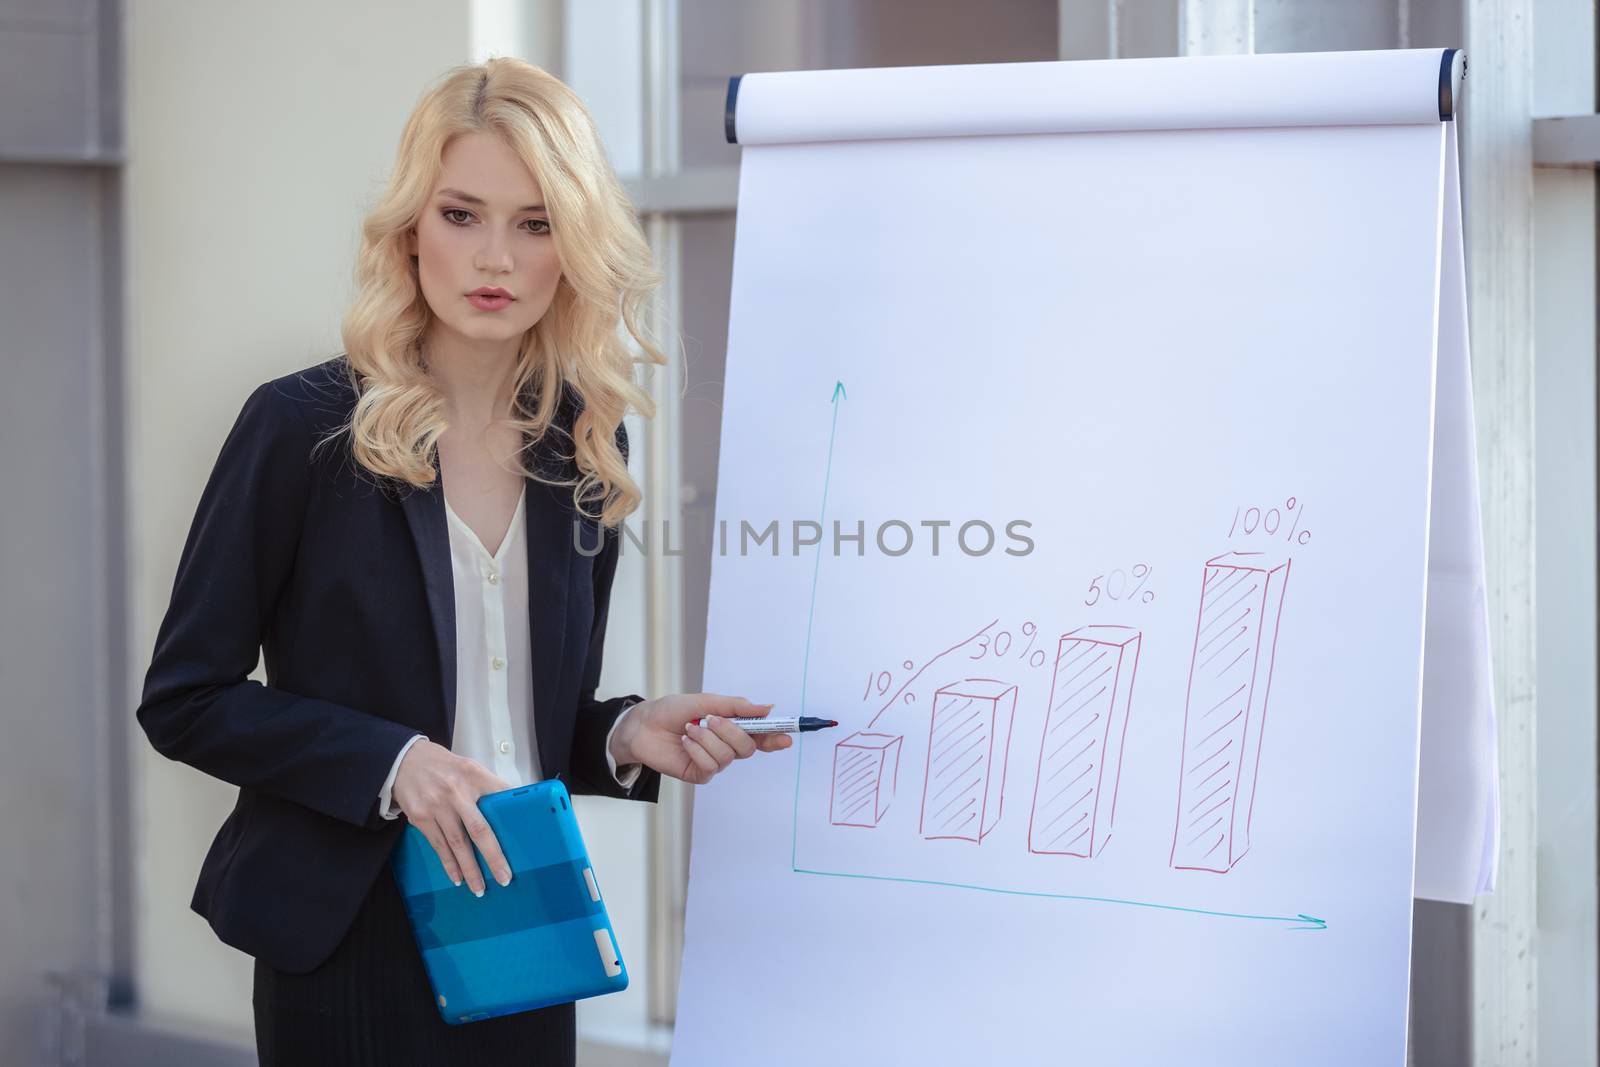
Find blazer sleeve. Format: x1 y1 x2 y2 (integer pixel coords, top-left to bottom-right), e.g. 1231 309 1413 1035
566 422 662 803
135 380 425 830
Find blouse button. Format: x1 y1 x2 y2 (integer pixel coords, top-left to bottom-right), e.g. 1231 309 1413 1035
498 740 512 754
486 570 499 584
491 656 505 671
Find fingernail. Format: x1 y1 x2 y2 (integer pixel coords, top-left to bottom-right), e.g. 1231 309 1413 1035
497 871 510 886
451 876 461 887
473 886 484 898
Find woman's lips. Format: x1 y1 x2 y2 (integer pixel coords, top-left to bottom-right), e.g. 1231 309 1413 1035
466 293 513 311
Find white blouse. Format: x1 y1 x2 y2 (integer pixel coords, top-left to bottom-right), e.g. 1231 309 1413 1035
377 483 639 820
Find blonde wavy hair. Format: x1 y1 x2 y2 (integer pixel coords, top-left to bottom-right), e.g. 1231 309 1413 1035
329 56 665 528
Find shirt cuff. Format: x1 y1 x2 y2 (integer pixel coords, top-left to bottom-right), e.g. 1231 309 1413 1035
378 734 428 820
605 699 644 790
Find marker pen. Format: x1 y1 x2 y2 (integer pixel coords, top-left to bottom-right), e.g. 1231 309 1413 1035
691 716 838 735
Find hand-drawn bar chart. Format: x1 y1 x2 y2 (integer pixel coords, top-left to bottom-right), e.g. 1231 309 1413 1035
829 732 905 827
1027 625 1142 858
1170 552 1291 873
919 679 1017 843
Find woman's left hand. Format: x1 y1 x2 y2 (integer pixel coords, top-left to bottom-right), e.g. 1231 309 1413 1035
609 693 792 785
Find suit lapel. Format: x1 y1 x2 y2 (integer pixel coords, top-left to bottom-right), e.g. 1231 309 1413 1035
399 464 459 743
524 473 572 776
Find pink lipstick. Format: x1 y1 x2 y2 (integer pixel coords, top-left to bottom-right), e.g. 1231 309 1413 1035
467 286 515 311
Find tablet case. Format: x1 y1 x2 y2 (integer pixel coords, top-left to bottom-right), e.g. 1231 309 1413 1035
387 778 629 1025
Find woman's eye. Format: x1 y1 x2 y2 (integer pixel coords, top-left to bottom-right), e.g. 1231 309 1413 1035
440 209 549 235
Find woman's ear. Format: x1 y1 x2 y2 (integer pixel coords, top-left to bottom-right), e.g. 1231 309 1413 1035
405 227 417 257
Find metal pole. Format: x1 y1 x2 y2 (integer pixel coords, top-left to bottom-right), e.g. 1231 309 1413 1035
639 0 689 1028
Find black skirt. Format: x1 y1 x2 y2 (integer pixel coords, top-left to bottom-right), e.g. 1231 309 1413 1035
252 863 575 1066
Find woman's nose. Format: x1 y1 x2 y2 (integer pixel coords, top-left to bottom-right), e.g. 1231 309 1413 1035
474 234 513 272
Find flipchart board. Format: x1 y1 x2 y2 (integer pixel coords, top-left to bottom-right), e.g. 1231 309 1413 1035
671 49 1495 1066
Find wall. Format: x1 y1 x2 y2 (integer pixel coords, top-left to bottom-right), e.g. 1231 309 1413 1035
1532 0 1598 1061
125 0 471 1032
0 1 124 1063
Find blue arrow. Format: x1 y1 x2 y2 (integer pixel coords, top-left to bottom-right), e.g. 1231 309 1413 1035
800 380 846 718
791 380 846 867
791 866 1330 931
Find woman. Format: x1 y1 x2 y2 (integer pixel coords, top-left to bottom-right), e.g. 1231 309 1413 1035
135 56 785 1064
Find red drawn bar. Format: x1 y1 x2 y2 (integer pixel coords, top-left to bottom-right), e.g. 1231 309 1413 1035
829 731 904 828
1027 625 1142 858
919 679 1017 843
1170 552 1291 873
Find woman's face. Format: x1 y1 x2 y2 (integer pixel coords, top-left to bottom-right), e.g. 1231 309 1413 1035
408 131 563 352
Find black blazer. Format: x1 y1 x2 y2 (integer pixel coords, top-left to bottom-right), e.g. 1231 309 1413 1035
135 356 660 974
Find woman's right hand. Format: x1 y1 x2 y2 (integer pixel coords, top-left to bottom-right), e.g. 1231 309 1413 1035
390 739 515 897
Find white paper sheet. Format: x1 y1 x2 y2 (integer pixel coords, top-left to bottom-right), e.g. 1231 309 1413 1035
1414 119 1499 902
673 48 1492 1066
731 47 1450 144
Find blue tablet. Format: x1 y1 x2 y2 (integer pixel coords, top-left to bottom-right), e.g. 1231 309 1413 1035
387 778 629 1025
